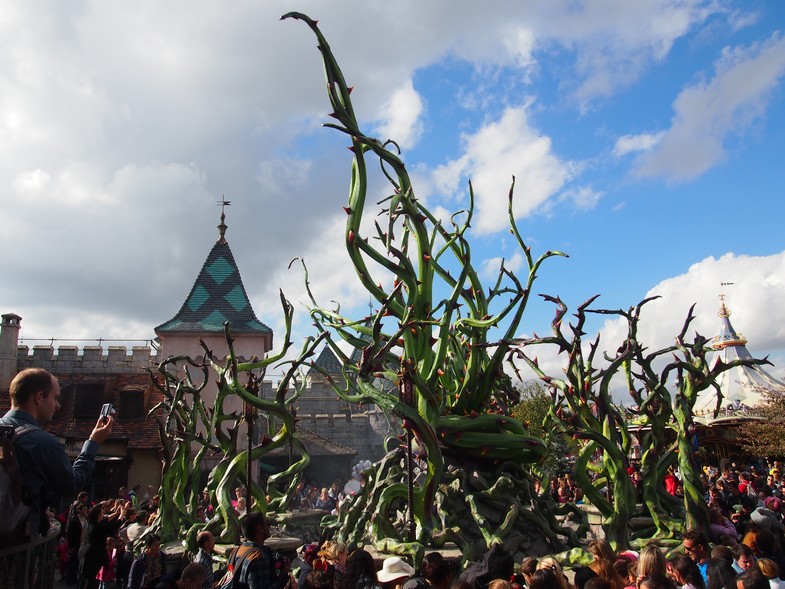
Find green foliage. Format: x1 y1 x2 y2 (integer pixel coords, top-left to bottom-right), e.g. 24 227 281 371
510 381 574 478
738 387 785 458
511 382 552 439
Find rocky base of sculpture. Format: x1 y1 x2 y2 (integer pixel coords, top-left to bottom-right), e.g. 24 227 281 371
326 446 588 562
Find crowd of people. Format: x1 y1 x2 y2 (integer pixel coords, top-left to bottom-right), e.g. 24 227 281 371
35 484 785 589
6 368 785 589
289 480 348 513
190 461 785 589
284 526 785 589
54 487 163 588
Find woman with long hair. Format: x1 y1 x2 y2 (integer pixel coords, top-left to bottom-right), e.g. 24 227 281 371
537 557 572 589
705 558 737 589
667 554 706 589
338 548 380 589
756 559 785 589
419 552 451 589
589 559 625 589
638 545 668 578
531 569 567 589
589 540 617 564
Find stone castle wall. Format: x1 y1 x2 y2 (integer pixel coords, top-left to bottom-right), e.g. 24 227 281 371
14 344 394 462
293 375 399 461
15 344 159 374
297 411 395 462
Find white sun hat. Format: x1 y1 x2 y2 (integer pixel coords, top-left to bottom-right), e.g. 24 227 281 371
377 556 414 583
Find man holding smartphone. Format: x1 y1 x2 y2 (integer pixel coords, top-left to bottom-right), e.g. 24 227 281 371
0 368 113 535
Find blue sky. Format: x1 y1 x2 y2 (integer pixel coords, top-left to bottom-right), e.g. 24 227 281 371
1 1 784 385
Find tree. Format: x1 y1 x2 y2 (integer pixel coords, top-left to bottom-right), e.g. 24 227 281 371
738 387 785 458
511 382 575 479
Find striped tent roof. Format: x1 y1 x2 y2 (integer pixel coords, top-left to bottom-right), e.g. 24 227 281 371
694 298 784 420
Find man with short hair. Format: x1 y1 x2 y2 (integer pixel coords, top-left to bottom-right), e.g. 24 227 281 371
194 530 221 589
0 368 113 533
226 512 293 589
67 491 90 522
129 533 165 589
682 529 710 583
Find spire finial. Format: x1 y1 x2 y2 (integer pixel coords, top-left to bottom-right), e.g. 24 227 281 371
217 197 231 243
719 282 734 318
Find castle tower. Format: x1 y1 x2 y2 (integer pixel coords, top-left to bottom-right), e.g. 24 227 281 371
154 207 272 362
0 313 21 391
154 207 273 460
694 297 784 418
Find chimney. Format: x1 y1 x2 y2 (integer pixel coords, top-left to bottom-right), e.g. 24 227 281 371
0 313 22 392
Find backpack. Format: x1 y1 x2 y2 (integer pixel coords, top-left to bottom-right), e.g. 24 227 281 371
217 545 264 589
0 424 37 547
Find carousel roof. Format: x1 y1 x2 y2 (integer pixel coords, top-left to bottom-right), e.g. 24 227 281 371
694 297 784 422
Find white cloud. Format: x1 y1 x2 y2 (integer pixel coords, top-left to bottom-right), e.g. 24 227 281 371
432 104 574 234
528 0 717 105
431 157 469 200
256 158 312 196
13 169 51 194
512 250 785 394
596 251 785 381
633 32 785 181
560 186 603 210
481 251 525 282
613 132 665 157
374 79 425 150
0 0 780 390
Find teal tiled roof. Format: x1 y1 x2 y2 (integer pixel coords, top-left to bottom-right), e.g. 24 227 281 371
155 239 271 335
308 345 344 375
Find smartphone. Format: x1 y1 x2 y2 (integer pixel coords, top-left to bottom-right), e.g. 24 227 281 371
100 403 115 418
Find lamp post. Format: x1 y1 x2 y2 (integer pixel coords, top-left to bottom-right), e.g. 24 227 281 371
400 367 416 542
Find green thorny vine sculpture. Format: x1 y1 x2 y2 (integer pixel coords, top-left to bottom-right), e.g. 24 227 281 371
148 292 331 550
511 296 770 550
283 13 587 563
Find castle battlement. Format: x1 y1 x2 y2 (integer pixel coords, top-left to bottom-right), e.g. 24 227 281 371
16 344 160 373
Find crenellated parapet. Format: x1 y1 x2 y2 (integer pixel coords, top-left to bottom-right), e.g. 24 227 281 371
16 344 160 374
294 411 396 462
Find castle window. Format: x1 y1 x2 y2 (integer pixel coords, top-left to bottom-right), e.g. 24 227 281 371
119 389 145 421
73 384 105 419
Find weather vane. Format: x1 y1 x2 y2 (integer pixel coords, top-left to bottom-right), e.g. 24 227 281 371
719 281 734 302
217 196 231 242
217 197 232 214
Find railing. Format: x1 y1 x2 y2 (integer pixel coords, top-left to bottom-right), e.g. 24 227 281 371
0 522 60 589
